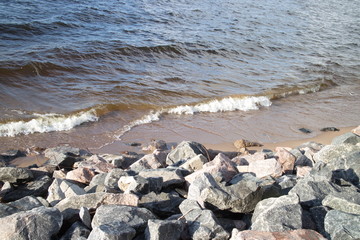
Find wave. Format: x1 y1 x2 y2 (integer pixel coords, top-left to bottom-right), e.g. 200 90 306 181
0 109 98 137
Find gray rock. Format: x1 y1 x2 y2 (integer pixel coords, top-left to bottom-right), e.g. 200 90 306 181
0 167 33 183
139 168 184 189
0 206 63 240
130 151 168 172
324 210 360 240
322 195 360 215
2 175 52 202
100 153 141 169
88 223 136 240
118 175 151 195
89 172 107 187
59 221 90 240
104 169 133 190
313 143 359 164
145 219 185 240
92 205 157 232
309 206 329 238
166 141 208 166
47 178 86 206
139 191 184 218
179 154 208 172
297 141 324 152
179 199 229 240
0 149 26 162
7 195 44 211
275 174 297 195
79 207 92 229
0 203 18 218
332 132 360 145
251 194 303 232
44 145 82 168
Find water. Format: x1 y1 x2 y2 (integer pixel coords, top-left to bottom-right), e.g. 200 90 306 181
0 0 359 152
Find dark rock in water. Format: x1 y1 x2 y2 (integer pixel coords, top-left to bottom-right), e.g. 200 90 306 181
88 223 136 240
139 191 184 218
44 145 83 168
309 206 329 238
324 210 360 240
166 141 209 166
59 221 90 240
0 167 33 183
0 206 63 240
320 127 340 132
145 219 185 240
2 175 52 202
331 132 360 145
299 128 312 134
0 149 26 162
128 142 142 147
92 205 157 232
251 194 303 232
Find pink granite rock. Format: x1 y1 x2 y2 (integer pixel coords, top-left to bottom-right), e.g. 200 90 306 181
352 125 360 136
232 152 267 166
230 229 327 240
66 167 96 184
129 150 167 171
75 155 114 173
275 147 296 174
248 158 282 179
185 153 238 184
296 166 312 178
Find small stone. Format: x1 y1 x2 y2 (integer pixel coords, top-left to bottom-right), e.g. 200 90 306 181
104 169 132 190
59 221 90 240
299 127 312 134
320 127 340 132
166 141 208 166
47 178 86 206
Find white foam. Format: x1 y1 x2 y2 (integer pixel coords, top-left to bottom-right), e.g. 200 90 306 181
0 109 98 137
168 96 272 115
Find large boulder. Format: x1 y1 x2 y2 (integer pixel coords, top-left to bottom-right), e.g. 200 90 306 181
0 207 63 240
179 154 208 172
44 145 83 168
47 178 86 206
251 194 303 232
313 143 359 164
145 219 185 240
166 141 208 166
0 167 33 183
230 229 327 240
130 150 168 172
331 132 360 145
324 210 360 240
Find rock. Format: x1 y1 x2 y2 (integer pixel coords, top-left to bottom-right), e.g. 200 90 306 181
313 143 359 164
53 169 67 179
0 207 62 240
299 127 312 133
179 154 208 172
118 175 151 195
55 192 138 221
7 195 44 211
130 151 167 172
321 127 340 132
275 147 296 174
44 145 82 168
324 210 360 240
166 141 209 166
92 205 157 232
322 195 360 215
309 206 329 238
217 218 247 233
89 172 107 187
352 125 360 136
332 132 360 145
296 166 312 177
0 203 18 218
139 168 184 189
59 221 90 240
230 229 327 240
145 219 185 240
104 169 133 190
139 191 184 218
248 158 282 179
76 155 114 173
66 167 96 184
185 153 238 184
297 141 324 152
2 175 52 202
251 194 303 231
47 178 86 206
275 174 297 195
0 158 5 167
100 152 140 169
88 223 136 240
232 152 267 166
0 167 33 183
179 199 229 240
79 207 92 229
142 139 168 152
0 149 26 162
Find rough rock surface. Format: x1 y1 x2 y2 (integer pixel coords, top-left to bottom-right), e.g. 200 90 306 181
166 141 209 166
139 168 184 189
0 167 33 183
88 223 136 240
145 219 185 240
248 158 282 179
230 229 327 240
44 145 82 168
47 178 86 206
324 210 360 240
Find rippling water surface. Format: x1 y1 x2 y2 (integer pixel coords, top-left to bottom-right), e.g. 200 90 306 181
0 0 359 151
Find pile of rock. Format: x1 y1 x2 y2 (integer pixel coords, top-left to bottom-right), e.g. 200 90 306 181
0 127 359 240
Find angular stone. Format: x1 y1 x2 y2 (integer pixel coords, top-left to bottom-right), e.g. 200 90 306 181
53 169 67 179
139 168 184 189
232 152 267 166
47 178 86 206
88 223 136 240
145 219 185 240
309 206 329 238
66 167 96 184
89 172 107 187
55 192 138 220
0 203 18 218
248 158 282 179
0 167 33 183
325 210 360 240
230 229 327 240
44 145 82 168
251 194 303 232
104 168 132 190
142 139 168 152
118 175 151 195
275 147 296 174
166 141 208 166
332 132 360 145
313 143 359 164
76 155 114 173
100 152 141 169
92 205 157 232
130 151 167 172
296 166 312 177
179 154 208 172
179 199 229 240
79 207 92 229
322 195 360 215
352 125 360 136
185 153 238 184
274 174 297 195
7 195 44 211
0 207 62 240
59 221 90 240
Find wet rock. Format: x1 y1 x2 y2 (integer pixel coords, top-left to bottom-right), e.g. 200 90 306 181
179 199 229 240
2 175 52 202
324 210 360 240
321 127 340 132
299 127 312 134
179 154 208 172
139 191 184 218
230 229 327 240
88 223 136 240
92 205 157 232
332 132 360 145
0 207 62 240
59 221 90 240
166 141 208 166
130 150 167 172
251 194 303 231
104 168 133 190
139 168 184 189
55 192 138 221
248 158 282 179
322 194 360 215
185 153 238 184
145 219 185 240
0 167 33 183
47 178 86 206
44 145 83 168
275 147 296 174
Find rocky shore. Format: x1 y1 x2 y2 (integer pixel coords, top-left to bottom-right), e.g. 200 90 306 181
0 126 359 240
